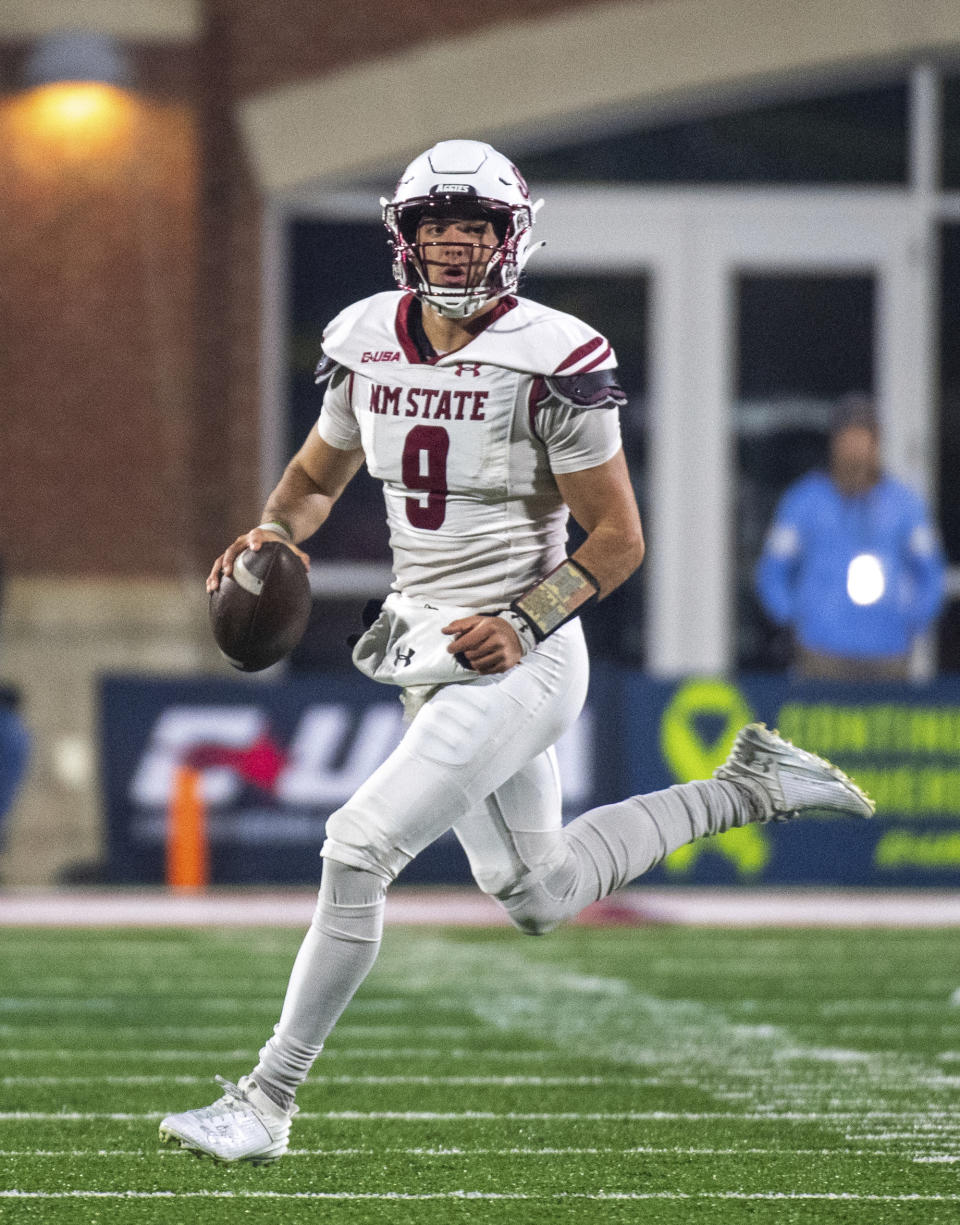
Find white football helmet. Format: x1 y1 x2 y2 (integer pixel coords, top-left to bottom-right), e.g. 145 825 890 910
382 140 544 319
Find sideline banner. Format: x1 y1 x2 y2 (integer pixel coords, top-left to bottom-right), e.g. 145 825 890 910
616 674 960 886
100 670 960 886
100 672 605 885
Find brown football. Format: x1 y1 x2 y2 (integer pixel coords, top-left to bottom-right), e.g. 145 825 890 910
209 541 311 672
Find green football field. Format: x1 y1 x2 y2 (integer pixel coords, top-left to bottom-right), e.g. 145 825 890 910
1 922 959 1224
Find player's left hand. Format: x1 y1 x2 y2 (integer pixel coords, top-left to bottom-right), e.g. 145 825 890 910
443 615 522 674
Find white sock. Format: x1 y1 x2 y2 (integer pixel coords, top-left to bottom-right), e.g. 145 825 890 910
565 777 756 897
252 860 386 1109
498 778 756 932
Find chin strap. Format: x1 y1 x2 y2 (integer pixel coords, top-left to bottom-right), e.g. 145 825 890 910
425 289 493 321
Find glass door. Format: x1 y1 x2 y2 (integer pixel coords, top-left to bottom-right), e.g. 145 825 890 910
535 186 934 675
699 194 935 676
734 272 875 669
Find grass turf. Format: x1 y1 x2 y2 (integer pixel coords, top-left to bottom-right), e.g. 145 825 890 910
0 922 958 1223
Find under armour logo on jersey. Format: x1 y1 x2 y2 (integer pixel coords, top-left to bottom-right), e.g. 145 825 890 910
453 362 483 378
394 647 416 667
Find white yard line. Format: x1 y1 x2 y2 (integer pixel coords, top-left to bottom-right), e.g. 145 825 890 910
3 1050 253 1061
0 1025 477 1040
0 998 283 1012
3 887 960 927
0 1145 946 1158
0 1074 664 1087
2 1191 960 1202
2 1048 557 1061
2 1109 958 1121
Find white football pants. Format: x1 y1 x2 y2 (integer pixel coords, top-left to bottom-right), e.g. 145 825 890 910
321 619 593 897
252 622 758 1108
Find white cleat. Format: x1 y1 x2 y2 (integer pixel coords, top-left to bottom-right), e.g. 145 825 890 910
714 722 875 823
158 1075 297 1165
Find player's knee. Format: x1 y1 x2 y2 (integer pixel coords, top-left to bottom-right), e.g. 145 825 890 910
496 852 581 936
500 878 570 935
506 901 563 937
322 805 407 882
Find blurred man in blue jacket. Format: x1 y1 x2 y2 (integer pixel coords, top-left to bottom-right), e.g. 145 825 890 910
756 395 946 680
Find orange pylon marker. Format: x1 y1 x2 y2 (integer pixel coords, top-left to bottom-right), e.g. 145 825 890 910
167 765 209 889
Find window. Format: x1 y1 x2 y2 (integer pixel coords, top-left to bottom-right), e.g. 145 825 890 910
735 275 875 670
943 75 960 189
937 224 960 670
288 219 391 566
520 85 908 186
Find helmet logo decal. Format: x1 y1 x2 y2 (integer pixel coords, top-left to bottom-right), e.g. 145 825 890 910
507 164 531 200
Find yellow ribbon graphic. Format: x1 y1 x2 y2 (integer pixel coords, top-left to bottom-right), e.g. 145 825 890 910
659 678 769 876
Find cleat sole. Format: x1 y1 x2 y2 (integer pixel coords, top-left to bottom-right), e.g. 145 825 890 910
158 1124 283 1165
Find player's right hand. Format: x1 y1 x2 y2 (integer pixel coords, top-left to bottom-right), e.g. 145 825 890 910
442 614 523 674
206 529 310 593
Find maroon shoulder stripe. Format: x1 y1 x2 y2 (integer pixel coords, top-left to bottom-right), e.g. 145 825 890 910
467 295 519 335
527 376 547 437
395 293 423 364
577 344 613 374
554 335 604 374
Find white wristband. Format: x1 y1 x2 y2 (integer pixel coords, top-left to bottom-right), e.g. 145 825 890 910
255 521 292 541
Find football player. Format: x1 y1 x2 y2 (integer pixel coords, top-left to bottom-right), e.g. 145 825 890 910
159 140 874 1164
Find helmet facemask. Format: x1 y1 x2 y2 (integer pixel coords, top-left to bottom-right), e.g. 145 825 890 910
383 194 538 320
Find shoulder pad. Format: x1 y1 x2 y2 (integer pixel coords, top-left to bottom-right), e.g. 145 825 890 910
540 368 627 410
314 353 348 387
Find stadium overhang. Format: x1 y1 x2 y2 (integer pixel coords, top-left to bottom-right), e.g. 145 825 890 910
0 0 199 41
238 0 960 196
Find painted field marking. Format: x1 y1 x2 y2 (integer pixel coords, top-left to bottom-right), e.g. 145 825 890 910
3 1051 253 1062
2 1047 556 1061
0 1025 477 1041
0 997 473 1015
0 1074 668 1087
0 1145 949 1159
0 998 289 1013
3 1109 959 1122
2 1191 960 1203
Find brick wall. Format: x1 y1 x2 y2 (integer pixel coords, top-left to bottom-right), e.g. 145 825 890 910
1 0 597 583
0 0 590 883
0 43 201 578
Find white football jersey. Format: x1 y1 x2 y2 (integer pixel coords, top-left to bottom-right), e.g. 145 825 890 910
317 291 623 609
